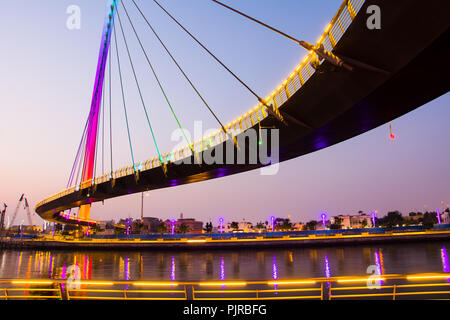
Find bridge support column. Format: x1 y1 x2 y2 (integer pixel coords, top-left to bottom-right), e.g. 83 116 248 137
79 204 91 222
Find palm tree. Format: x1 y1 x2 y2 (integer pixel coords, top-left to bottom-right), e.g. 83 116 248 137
178 224 189 234
305 220 318 231
256 222 265 230
157 223 167 235
280 219 293 231
230 222 239 231
203 222 213 233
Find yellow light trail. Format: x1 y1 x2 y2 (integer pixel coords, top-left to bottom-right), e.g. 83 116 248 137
199 282 247 286
132 282 179 287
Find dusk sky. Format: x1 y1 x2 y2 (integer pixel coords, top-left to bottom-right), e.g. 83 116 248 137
0 0 449 226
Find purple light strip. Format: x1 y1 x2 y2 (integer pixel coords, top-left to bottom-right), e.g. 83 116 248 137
81 0 118 183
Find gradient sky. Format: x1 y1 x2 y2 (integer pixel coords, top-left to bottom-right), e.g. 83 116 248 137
0 0 449 226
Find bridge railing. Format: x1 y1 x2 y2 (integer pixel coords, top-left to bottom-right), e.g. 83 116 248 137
1 273 450 300
36 0 366 210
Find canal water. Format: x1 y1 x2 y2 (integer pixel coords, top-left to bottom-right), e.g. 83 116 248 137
0 241 449 281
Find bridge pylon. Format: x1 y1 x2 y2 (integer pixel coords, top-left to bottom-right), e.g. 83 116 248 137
78 0 118 223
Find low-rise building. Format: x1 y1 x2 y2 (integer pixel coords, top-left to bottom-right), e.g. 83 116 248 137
293 223 305 231
331 213 373 229
331 215 352 229
141 217 161 233
405 212 424 224
351 214 372 228
177 218 203 233
440 211 450 224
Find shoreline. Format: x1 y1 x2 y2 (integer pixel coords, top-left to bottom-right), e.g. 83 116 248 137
2 230 450 251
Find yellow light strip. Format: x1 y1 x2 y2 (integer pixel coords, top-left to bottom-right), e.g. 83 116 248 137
407 275 450 281
199 282 247 287
186 240 207 243
78 281 114 286
11 280 54 285
132 282 178 287
337 278 385 283
267 280 316 285
331 293 393 298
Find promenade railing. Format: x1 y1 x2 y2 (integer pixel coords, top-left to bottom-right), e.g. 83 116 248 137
1 273 450 300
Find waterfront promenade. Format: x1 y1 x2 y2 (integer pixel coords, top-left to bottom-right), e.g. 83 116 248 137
2 228 450 250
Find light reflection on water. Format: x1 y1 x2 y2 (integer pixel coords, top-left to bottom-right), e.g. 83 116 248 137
0 241 449 281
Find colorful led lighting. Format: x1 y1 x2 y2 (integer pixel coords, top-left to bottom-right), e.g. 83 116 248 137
267 280 316 285
199 282 247 286
133 282 179 287
78 281 114 286
407 274 450 281
11 280 54 285
337 277 385 283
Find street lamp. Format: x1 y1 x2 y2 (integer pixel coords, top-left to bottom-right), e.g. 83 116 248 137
437 209 441 225
270 216 275 232
126 219 130 237
219 217 224 234
371 211 377 228
321 213 327 230
170 219 176 235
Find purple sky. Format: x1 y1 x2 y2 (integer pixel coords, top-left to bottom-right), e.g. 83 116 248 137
0 0 449 226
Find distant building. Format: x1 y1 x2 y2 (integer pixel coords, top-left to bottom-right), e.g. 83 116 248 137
164 214 203 234
351 214 372 228
177 218 203 234
238 221 253 232
8 225 42 233
331 215 352 229
224 221 253 233
141 217 161 233
331 213 372 229
440 211 450 224
405 212 424 225
96 220 115 231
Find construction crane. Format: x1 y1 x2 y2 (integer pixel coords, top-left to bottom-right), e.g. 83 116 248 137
0 203 7 236
10 194 34 227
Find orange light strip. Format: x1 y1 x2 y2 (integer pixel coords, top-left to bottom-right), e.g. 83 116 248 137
11 280 54 285
78 281 114 286
267 280 316 285
337 277 385 283
199 282 247 287
132 282 179 287
407 275 450 281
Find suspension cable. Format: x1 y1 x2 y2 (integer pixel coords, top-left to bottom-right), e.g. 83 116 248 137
210 0 308 48
102 71 105 175
67 116 89 188
150 0 268 106
116 8 165 170
109 33 114 176
126 0 229 139
113 14 137 172
123 1 194 155
210 0 357 73
93 85 103 181
74 128 88 187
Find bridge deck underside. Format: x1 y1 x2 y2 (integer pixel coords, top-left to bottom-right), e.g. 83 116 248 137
37 0 450 224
